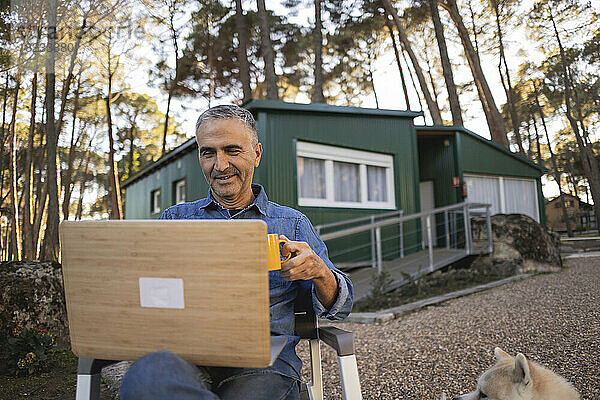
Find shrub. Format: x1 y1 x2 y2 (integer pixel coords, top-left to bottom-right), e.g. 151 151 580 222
5 326 54 376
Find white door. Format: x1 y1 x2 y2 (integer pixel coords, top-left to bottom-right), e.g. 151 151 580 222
420 181 435 247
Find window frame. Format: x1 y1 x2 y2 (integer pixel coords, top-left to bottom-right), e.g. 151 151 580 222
296 141 396 209
175 179 186 205
151 189 161 214
464 173 539 222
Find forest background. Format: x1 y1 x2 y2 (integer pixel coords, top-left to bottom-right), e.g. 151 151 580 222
0 0 598 262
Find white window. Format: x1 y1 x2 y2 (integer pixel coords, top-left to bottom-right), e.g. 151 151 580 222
152 189 161 214
504 178 539 221
175 179 186 204
296 141 395 209
464 175 501 216
464 174 539 222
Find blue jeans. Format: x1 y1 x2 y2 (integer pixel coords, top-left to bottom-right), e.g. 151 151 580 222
119 350 300 400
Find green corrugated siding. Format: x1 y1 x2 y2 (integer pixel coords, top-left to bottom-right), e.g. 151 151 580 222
418 136 462 245
460 134 541 178
537 178 546 225
124 149 208 219
418 136 460 207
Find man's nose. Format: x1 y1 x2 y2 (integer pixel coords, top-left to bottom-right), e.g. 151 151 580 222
214 152 230 171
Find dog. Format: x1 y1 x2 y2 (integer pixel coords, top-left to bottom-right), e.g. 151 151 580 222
452 347 580 400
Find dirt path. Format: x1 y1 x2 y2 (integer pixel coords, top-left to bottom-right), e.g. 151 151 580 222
298 258 600 399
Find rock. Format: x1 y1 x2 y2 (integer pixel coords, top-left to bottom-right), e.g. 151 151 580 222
0 261 70 347
471 214 562 274
101 361 133 397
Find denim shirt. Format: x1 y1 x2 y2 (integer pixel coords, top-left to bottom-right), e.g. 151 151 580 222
158 184 354 381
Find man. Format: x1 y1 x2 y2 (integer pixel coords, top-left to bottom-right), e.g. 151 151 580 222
119 105 354 400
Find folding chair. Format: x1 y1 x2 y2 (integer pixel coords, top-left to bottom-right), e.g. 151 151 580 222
75 288 362 400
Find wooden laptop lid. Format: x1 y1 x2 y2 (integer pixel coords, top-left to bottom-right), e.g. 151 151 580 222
59 219 272 368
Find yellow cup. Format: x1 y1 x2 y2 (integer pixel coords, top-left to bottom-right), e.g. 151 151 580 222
266 234 291 271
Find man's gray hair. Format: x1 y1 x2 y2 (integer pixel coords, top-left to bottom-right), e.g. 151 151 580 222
195 104 258 145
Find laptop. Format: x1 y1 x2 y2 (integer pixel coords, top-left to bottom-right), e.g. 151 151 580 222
59 219 286 368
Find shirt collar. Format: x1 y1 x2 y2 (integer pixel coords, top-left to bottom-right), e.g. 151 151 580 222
202 183 268 215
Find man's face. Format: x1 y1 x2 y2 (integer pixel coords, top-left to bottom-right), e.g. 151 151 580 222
196 118 262 207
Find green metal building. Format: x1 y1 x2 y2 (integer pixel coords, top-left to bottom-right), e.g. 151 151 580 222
122 100 545 265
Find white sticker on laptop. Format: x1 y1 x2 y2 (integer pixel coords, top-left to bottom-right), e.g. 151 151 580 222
139 277 185 309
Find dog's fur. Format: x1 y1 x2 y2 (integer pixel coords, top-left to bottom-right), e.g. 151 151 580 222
452 347 579 400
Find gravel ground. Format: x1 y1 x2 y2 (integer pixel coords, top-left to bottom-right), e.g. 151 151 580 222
297 257 600 399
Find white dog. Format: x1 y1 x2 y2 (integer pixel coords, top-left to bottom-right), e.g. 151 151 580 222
452 347 579 400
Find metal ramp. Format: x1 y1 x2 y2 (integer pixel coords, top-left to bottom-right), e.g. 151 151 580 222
316 202 493 301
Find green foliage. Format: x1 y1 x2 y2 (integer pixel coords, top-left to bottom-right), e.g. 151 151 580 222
5 326 55 376
184 2 310 101
357 267 394 311
354 261 517 313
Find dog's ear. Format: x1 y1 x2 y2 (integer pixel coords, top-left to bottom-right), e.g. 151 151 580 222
513 353 531 386
494 347 511 362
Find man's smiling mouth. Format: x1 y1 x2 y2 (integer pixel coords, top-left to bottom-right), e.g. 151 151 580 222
215 175 236 181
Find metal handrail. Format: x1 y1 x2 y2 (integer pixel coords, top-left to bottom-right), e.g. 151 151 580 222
320 202 493 274
315 209 403 233
321 202 490 241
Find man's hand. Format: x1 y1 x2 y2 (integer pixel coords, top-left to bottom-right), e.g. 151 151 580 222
279 235 338 309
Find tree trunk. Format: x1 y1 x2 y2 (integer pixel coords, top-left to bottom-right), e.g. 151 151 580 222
256 0 278 100
429 0 463 125
438 0 508 146
492 0 523 154
234 0 252 103
61 78 82 221
56 15 86 137
162 20 180 156
401 48 424 111
8 74 22 260
23 72 38 260
35 189 48 258
42 0 60 262
385 17 411 110
76 139 93 221
0 73 9 186
525 120 532 159
161 88 173 156
128 124 136 179
0 72 8 259
75 163 89 220
106 69 123 220
467 0 480 57
530 112 543 165
312 0 325 103
33 125 47 259
368 57 379 108
382 0 442 124
423 42 441 114
548 6 600 229
533 82 572 236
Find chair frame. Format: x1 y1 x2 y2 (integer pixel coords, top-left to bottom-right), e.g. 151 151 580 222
75 289 362 400
294 287 362 400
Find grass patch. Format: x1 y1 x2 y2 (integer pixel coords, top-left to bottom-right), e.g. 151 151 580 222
0 347 117 400
352 259 517 313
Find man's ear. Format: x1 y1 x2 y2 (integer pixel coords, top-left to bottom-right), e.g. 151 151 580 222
254 143 263 167
513 353 531 386
494 347 511 362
